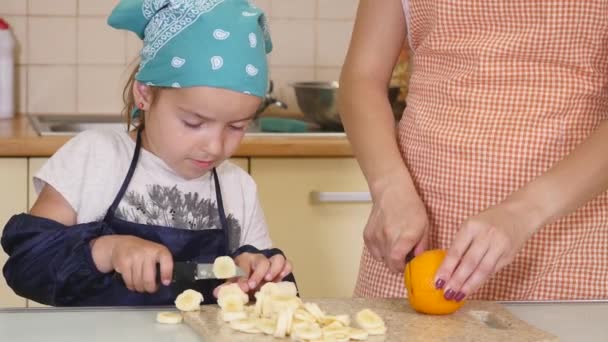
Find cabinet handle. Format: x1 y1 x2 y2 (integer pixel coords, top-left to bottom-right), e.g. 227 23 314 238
310 191 371 203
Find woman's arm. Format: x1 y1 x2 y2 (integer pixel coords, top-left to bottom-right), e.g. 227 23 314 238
339 0 429 272
437 119 608 298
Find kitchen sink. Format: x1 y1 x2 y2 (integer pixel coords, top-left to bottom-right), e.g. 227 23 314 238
28 114 127 136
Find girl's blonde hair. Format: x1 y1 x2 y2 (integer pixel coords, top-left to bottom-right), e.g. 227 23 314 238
122 60 159 130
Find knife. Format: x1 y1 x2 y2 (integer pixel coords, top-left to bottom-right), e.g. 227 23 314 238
114 262 247 286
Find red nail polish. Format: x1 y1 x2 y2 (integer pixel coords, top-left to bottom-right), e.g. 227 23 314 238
455 292 466 302
444 289 455 300
435 279 445 289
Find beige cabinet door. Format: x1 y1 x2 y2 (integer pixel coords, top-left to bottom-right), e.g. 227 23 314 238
230 158 249 172
0 158 28 308
27 158 48 307
251 158 371 298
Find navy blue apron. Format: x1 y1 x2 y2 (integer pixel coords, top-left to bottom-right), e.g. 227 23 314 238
90 128 232 305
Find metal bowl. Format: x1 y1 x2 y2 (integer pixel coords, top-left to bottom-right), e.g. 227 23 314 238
290 81 405 131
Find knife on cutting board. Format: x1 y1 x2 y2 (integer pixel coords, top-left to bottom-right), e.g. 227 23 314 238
114 262 247 285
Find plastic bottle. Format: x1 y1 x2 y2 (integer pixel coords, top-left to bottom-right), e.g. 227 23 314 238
0 18 16 119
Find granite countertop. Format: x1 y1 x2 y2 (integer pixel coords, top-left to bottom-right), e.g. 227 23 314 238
0 116 353 158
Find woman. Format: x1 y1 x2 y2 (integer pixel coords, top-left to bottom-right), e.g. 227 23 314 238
339 0 608 301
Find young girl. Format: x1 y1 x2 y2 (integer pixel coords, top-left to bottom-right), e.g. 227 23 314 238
1 0 293 306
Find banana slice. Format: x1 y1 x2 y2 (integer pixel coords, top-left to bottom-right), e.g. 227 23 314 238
174 289 204 312
348 327 369 340
254 291 265 316
156 311 183 324
355 308 384 330
276 281 298 297
213 256 237 279
303 302 326 321
217 283 249 304
323 325 351 337
218 294 245 313
366 324 387 335
230 318 257 331
260 282 279 295
292 323 323 340
294 308 317 323
274 311 289 338
255 317 277 335
324 321 344 329
221 310 248 322
270 295 302 313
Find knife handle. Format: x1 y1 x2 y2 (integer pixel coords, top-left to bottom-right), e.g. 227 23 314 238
113 262 197 287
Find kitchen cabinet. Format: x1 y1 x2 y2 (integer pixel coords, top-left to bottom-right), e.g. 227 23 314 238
0 159 28 308
251 158 371 298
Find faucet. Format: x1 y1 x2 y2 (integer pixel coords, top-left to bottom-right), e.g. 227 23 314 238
255 80 288 115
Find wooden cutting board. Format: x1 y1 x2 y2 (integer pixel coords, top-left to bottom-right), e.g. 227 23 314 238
183 298 558 341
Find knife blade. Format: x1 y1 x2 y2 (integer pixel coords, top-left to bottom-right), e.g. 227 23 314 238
114 262 247 286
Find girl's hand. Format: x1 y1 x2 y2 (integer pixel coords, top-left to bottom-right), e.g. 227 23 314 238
213 253 292 297
434 202 539 301
92 235 173 294
365 178 430 273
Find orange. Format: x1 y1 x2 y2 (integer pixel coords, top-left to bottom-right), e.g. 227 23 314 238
404 249 465 315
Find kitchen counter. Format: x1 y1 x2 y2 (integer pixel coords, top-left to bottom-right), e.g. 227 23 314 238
0 300 607 342
0 116 353 157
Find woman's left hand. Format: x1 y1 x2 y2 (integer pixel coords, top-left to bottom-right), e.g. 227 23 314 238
434 201 541 302
214 253 292 297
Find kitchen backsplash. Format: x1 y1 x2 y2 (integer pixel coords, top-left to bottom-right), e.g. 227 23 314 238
0 0 358 115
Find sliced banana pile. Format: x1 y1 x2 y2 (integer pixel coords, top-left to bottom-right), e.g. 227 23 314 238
217 281 387 341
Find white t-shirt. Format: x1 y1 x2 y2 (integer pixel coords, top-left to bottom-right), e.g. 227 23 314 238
34 129 272 252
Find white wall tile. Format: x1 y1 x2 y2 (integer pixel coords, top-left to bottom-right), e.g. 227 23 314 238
78 0 120 16
271 0 315 19
16 66 27 114
28 66 76 113
316 21 353 66
269 66 315 111
28 17 77 64
0 0 27 15
315 67 342 82
78 66 127 114
268 20 315 66
28 0 77 16
252 0 271 16
318 0 358 19
125 33 142 64
78 17 125 64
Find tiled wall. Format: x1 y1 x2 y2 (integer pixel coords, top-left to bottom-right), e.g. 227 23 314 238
0 0 359 116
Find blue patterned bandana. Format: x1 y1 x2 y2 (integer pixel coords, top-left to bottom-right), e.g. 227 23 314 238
108 0 272 99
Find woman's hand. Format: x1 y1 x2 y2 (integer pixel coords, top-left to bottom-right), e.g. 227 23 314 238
434 201 540 301
365 176 430 273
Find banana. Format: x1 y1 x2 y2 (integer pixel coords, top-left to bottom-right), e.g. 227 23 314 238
348 327 369 340
229 318 256 331
355 308 384 330
254 291 265 316
212 256 237 279
274 309 291 338
174 289 203 312
218 294 245 313
322 325 351 338
294 308 317 323
324 321 344 330
292 323 323 340
270 295 302 313
303 302 326 321
221 310 248 322
155 311 183 324
217 283 249 304
260 282 279 295
276 281 298 297
366 324 387 335
320 314 350 327
255 317 277 335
